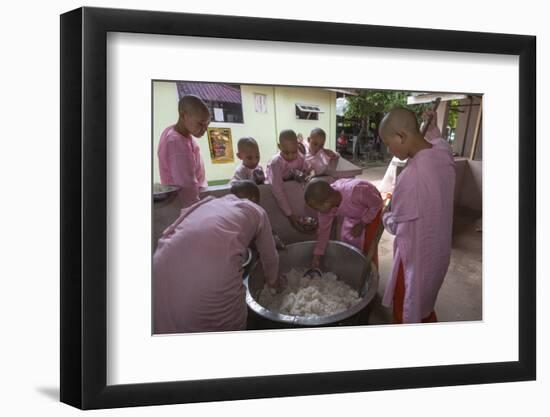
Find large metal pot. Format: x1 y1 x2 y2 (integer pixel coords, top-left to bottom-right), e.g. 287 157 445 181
241 248 254 278
244 241 379 327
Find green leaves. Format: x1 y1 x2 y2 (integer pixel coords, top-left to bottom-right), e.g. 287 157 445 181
344 90 428 123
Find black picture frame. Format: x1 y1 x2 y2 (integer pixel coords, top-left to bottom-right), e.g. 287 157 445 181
60 6 536 410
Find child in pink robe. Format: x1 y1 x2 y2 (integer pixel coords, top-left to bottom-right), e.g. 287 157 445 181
231 137 265 185
266 129 312 231
379 107 455 324
304 178 383 269
158 95 211 208
153 181 281 334
305 127 339 176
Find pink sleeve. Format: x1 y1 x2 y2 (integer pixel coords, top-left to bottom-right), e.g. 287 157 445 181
383 174 419 234
303 156 313 174
391 176 419 223
167 142 200 208
382 210 397 235
267 160 293 217
313 212 335 256
301 155 313 175
305 155 325 176
323 149 339 160
353 184 383 224
231 165 250 183
194 144 207 188
306 155 330 175
254 210 280 285
424 123 443 142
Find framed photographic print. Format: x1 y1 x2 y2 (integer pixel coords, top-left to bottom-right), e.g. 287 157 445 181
60 6 536 410
206 127 235 164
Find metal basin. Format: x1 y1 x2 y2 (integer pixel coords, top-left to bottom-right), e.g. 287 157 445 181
241 248 254 278
153 183 180 202
244 241 379 327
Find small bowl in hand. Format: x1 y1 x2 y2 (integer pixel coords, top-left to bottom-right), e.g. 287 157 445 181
299 216 318 232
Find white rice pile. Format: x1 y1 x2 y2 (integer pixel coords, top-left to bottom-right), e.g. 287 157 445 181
258 268 361 318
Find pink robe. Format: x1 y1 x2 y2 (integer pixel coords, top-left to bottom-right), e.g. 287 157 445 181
313 178 383 256
230 163 265 184
378 124 452 196
382 138 455 323
425 123 453 155
305 150 338 176
266 152 310 216
153 194 279 334
157 125 207 208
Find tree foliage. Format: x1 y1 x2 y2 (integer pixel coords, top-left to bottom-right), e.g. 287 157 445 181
447 99 459 129
345 90 430 124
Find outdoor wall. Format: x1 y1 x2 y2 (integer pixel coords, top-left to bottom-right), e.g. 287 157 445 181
152 82 337 183
202 84 279 183
152 82 277 183
454 158 467 204
272 86 337 151
453 158 482 213
453 96 482 160
152 81 179 184
458 160 482 212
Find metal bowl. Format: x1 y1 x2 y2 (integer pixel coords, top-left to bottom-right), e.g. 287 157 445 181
299 216 318 232
244 241 378 326
153 183 180 202
289 168 307 183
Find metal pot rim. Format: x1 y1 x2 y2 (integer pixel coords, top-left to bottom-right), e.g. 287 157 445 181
244 241 379 326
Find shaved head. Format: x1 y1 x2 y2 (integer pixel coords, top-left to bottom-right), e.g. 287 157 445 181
379 107 433 160
237 137 259 153
309 127 326 140
178 94 210 115
231 180 260 203
379 107 420 138
279 129 298 145
308 127 327 154
304 179 333 205
278 129 300 162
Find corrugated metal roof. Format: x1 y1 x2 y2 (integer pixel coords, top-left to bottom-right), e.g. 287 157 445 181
177 82 242 104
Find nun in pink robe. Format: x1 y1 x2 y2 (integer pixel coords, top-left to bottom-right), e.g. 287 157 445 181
266 152 311 217
382 135 455 323
153 194 279 334
305 149 338 177
377 120 452 197
313 178 383 257
157 125 207 208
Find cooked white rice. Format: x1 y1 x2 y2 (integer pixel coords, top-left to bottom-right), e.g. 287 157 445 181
258 268 361 317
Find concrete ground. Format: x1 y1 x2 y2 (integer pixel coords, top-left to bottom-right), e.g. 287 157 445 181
357 164 483 324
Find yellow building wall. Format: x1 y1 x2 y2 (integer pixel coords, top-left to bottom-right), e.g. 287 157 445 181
273 86 336 152
152 81 336 183
152 81 179 184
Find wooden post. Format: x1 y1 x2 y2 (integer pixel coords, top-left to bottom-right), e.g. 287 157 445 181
469 98 483 160
460 95 473 157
